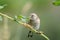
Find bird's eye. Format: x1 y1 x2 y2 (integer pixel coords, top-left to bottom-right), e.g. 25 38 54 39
31 15 34 17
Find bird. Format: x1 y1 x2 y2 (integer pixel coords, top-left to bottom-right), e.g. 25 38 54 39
28 13 40 37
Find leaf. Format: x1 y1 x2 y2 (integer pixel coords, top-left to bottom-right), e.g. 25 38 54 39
18 15 24 19
53 1 60 6
0 4 7 9
14 15 30 23
25 17 30 22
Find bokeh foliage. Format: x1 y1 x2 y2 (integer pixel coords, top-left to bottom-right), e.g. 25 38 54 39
0 0 60 40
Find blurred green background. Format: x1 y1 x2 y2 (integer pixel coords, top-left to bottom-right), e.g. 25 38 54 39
0 0 60 40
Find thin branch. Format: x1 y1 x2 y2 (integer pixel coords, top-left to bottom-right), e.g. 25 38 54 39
0 13 14 20
0 13 50 40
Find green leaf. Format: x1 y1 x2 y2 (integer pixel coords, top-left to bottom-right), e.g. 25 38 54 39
53 1 60 6
14 15 30 23
18 15 24 19
0 4 7 9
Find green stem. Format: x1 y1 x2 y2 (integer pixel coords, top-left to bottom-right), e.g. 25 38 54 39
41 33 50 40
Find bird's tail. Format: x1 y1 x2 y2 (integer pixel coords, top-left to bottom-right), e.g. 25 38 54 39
28 31 33 37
